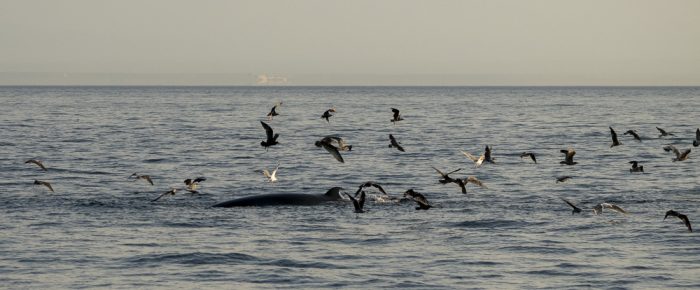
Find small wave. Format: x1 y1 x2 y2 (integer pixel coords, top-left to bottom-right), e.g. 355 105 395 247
452 219 547 229
124 252 258 266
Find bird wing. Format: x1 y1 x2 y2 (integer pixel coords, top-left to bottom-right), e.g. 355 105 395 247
194 177 207 183
663 145 680 157
467 176 487 188
475 155 485 167
358 191 366 211
657 127 665 134
345 192 361 212
151 189 173 202
143 175 154 185
680 215 693 232
321 142 344 163
395 143 405 152
25 159 47 171
391 108 400 119
560 198 581 212
593 204 603 215
370 183 387 195
41 181 54 192
610 127 618 142
679 149 691 160
432 166 446 177
696 128 700 140
530 154 537 163
566 148 576 162
260 121 274 140
456 179 467 194
461 150 479 162
262 169 271 178
602 203 628 214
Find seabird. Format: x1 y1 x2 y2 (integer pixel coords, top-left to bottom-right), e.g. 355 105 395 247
460 150 485 168
593 202 628 215
129 173 154 185
260 121 279 150
263 163 279 183
663 145 691 162
388 134 405 152
624 130 642 142
25 159 47 171
404 189 431 210
151 188 176 202
323 136 352 151
266 101 282 121
560 198 582 215
694 128 700 147
560 148 577 165
315 137 345 163
556 176 572 183
520 152 537 163
431 166 461 184
664 210 692 232
184 177 206 193
656 127 674 137
610 127 621 147
484 145 495 163
390 108 403 124
344 191 366 213
33 180 54 192
321 107 336 123
355 181 388 197
464 176 488 189
629 161 644 173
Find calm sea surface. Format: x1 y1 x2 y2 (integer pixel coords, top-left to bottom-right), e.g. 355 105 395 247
1 86 699 289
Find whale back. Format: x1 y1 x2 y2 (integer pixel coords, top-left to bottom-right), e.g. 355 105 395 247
323 187 344 200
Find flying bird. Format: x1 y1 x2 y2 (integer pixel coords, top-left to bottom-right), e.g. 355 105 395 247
629 161 644 173
355 181 388 197
151 188 176 202
404 189 431 210
664 210 692 232
656 127 674 137
262 163 279 183
624 130 642 142
323 136 352 151
593 203 628 215
461 150 485 168
560 198 582 215
321 107 336 123
483 145 495 163
345 191 366 213
390 108 403 124
266 101 282 121
556 176 572 183
25 159 47 171
260 121 279 150
33 180 54 192
663 145 691 162
315 137 345 163
520 152 537 163
464 176 488 189
388 134 405 152
610 127 621 147
184 177 206 193
694 128 700 147
560 148 577 165
129 173 154 185
431 166 462 184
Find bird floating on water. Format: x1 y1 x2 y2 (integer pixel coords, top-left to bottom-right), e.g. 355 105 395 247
663 145 691 162
262 163 279 183
560 148 577 165
129 173 154 185
33 180 54 192
629 161 644 173
315 136 345 163
25 159 47 171
260 121 279 150
404 189 431 210
266 101 282 121
624 130 642 142
593 203 628 215
556 176 572 183
610 127 621 147
664 210 692 232
388 134 405 152
520 152 537 163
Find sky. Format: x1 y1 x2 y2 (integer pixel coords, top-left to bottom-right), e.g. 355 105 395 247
1 0 699 85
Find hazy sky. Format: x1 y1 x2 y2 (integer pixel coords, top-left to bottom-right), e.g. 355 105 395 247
2 0 699 85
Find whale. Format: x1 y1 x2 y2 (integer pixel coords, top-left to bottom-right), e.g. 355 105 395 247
212 187 345 207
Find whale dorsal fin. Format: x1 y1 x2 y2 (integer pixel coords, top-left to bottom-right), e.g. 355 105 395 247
324 187 343 198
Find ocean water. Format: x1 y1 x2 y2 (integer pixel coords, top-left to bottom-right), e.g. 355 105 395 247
0 86 699 289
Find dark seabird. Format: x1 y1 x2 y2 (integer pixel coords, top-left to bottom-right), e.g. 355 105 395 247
404 189 431 210
657 127 674 137
560 148 577 165
629 161 644 173
610 127 621 147
624 130 642 142
390 108 403 124
25 159 47 171
560 198 582 215
184 177 206 193
33 180 54 192
663 145 691 162
694 128 700 147
453 178 468 194
355 181 387 197
520 152 537 163
593 203 628 215
323 136 352 151
344 191 366 213
388 134 405 152
321 107 336 123
129 173 154 185
664 210 692 232
266 102 282 121
315 137 345 163
484 145 495 163
431 166 462 184
260 121 279 150
556 176 572 183
151 188 176 202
